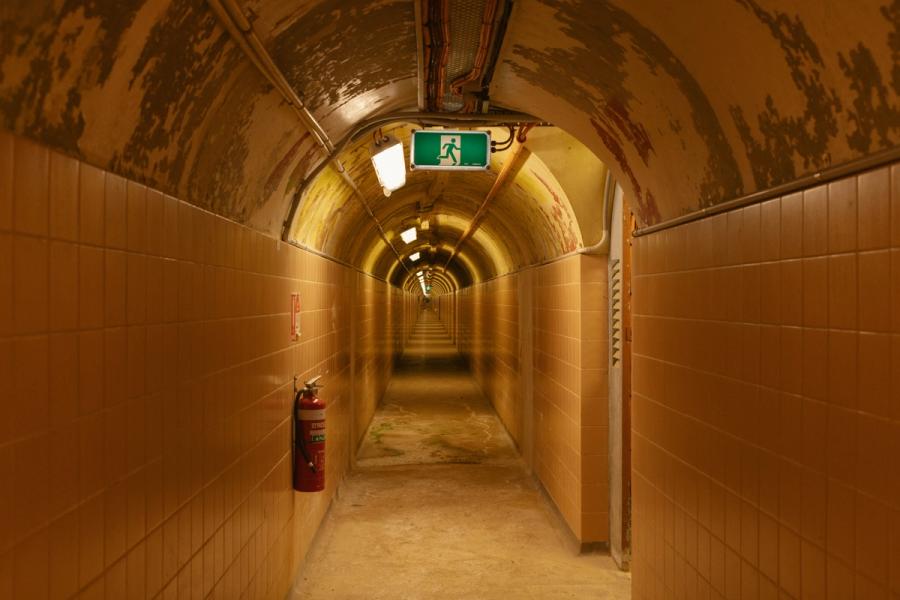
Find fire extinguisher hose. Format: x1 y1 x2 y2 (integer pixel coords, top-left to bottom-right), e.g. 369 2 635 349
298 435 317 473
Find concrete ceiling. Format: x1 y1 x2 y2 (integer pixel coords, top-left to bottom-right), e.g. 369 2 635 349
2 0 899 285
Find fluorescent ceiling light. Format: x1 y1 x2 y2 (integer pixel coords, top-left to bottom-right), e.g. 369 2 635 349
401 227 417 244
409 252 420 262
417 270 427 295
371 138 406 193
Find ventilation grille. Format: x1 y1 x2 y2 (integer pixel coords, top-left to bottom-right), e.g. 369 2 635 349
610 258 623 365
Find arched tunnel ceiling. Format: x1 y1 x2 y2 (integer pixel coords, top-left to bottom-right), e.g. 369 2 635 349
258 0 418 136
289 124 590 285
2 0 899 278
491 0 900 224
0 0 420 234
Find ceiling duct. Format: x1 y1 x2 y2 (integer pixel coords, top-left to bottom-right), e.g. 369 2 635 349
443 0 490 111
423 0 508 112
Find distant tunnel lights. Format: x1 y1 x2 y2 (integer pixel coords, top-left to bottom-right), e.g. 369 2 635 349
400 227 417 244
371 136 406 196
416 271 428 295
409 252 421 262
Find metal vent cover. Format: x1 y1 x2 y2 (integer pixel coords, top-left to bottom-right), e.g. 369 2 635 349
443 0 487 110
609 258 623 364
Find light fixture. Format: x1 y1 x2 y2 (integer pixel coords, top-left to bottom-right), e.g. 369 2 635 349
371 135 406 195
400 227 417 244
417 270 428 295
409 252 420 262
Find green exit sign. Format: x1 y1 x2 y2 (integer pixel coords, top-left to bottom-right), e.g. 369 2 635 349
410 130 491 171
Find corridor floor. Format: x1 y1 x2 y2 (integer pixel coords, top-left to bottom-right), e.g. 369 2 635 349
289 311 631 599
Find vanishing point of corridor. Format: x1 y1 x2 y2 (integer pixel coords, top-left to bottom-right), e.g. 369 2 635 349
290 311 629 599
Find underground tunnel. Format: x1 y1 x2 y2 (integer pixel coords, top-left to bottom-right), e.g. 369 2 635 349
1 0 900 598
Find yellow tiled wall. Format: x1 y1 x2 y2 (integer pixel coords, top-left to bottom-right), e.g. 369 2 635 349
631 166 900 599
0 131 413 599
533 254 609 543
455 275 520 440
352 274 391 447
439 252 610 543
434 293 456 344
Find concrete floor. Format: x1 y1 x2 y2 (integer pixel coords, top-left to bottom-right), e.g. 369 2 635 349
289 311 631 599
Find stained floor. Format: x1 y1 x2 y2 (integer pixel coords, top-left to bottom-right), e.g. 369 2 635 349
289 310 631 599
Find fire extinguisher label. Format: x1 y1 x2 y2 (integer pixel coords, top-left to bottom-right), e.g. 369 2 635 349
298 409 326 421
309 421 326 442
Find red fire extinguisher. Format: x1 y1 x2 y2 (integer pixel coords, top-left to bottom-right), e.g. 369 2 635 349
293 376 325 492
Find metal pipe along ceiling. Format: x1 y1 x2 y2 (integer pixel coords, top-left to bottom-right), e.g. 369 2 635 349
206 0 412 273
206 0 334 153
442 140 530 270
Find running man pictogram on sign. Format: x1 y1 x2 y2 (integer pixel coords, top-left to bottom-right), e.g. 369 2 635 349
438 135 461 166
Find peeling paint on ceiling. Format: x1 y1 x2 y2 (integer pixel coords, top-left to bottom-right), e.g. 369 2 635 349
2 0 898 285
